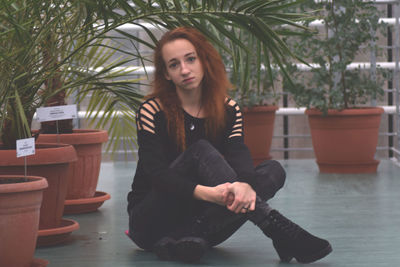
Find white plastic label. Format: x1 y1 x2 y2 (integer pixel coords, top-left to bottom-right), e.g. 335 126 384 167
16 138 35 158
36 104 78 122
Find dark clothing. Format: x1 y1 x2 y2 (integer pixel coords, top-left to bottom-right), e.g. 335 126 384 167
127 97 256 210
127 98 286 250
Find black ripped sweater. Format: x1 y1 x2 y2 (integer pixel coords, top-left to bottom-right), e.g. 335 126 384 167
127 97 256 210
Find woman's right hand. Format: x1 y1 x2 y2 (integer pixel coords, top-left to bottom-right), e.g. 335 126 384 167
193 183 233 206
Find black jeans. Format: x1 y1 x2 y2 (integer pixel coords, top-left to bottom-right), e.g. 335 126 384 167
129 140 286 251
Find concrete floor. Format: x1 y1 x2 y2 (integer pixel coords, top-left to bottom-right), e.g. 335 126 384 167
34 159 400 267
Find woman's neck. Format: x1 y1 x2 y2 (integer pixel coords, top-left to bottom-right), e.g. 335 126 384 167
176 87 204 118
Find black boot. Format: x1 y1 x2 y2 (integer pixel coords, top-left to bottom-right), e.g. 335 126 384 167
152 217 209 263
153 235 208 263
152 236 177 261
259 210 332 263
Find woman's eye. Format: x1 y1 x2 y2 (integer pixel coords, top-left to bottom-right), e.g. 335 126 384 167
169 62 178 69
187 56 196 62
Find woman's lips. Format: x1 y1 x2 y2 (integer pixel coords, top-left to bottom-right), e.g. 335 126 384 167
183 77 195 83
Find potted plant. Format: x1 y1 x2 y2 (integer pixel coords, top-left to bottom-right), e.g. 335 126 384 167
0 175 48 267
35 40 121 214
224 10 312 165
31 8 140 213
0 1 84 246
284 0 388 173
0 0 142 215
229 39 280 165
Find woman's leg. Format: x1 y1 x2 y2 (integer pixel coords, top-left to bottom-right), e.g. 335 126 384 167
129 139 239 259
150 140 240 262
137 139 331 264
129 189 201 251
163 140 286 247
206 159 286 247
167 140 332 264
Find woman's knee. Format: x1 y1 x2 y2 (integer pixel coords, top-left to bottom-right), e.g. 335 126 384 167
187 139 224 163
188 139 215 154
255 160 286 191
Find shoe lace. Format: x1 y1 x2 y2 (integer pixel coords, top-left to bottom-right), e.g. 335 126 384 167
269 211 302 239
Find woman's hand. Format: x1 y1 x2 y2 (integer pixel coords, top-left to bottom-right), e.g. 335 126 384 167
226 182 256 214
193 182 256 213
193 183 232 206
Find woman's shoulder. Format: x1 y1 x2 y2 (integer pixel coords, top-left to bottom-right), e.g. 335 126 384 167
138 97 163 114
225 97 241 114
136 97 164 134
224 97 243 138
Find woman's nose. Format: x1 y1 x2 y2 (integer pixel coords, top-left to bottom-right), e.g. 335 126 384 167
180 63 190 75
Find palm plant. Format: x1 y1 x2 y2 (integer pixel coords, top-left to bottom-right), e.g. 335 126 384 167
1 0 313 153
0 0 142 149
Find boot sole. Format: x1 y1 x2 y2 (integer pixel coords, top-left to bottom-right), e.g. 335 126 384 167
296 243 333 264
175 237 207 263
153 237 177 261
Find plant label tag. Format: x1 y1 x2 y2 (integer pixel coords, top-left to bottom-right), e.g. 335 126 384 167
36 104 78 122
16 138 35 158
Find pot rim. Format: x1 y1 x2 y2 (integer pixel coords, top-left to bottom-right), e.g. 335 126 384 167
0 143 77 166
0 175 48 193
305 107 384 116
242 105 279 113
36 129 108 145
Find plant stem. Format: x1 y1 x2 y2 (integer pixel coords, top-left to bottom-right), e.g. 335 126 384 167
330 1 348 109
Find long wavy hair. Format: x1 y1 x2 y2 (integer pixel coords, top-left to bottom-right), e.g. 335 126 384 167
148 27 232 151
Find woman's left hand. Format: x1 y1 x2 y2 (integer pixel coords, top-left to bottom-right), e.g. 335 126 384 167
226 182 256 214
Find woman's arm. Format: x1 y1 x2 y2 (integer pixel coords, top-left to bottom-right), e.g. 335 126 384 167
136 99 197 199
223 99 258 189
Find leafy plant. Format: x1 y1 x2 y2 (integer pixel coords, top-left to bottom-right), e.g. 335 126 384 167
284 0 388 113
223 1 314 107
0 0 142 149
1 0 314 153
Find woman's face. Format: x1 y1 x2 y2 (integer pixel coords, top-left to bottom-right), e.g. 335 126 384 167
162 38 204 93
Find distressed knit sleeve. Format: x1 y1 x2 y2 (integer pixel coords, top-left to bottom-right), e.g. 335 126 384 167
136 98 197 199
223 98 257 189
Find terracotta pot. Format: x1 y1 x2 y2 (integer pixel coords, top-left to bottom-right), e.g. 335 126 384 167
306 107 384 173
37 129 108 199
0 143 77 230
243 105 278 165
0 175 48 267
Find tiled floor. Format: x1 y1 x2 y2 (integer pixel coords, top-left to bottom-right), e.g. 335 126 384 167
34 159 400 267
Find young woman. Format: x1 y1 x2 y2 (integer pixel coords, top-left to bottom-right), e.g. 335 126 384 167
127 27 332 264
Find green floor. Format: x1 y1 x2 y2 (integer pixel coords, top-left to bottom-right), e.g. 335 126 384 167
34 159 400 267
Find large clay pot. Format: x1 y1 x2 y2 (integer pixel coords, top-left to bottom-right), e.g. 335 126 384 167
0 175 48 267
38 130 108 199
0 143 79 246
306 107 384 173
37 130 110 214
243 105 278 166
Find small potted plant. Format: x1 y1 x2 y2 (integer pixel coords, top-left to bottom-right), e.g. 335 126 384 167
284 0 388 173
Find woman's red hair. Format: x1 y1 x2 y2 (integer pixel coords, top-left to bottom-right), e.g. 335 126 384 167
148 27 232 151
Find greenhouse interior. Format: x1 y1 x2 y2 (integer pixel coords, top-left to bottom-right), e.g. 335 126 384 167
1 1 400 267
